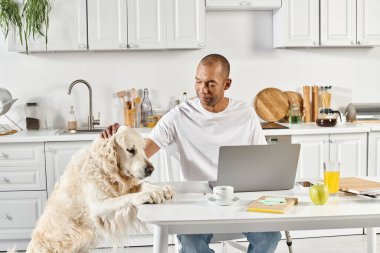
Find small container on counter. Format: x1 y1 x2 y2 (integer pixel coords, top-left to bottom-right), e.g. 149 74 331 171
288 104 301 124
26 102 41 130
68 106 77 131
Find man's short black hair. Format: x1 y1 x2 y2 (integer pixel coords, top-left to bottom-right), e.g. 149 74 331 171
199 54 230 77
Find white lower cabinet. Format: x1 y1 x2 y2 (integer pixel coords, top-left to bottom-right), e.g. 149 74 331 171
0 142 48 251
291 134 329 178
45 141 91 196
292 133 367 178
329 133 367 177
0 191 47 250
291 132 367 238
368 131 380 234
368 131 380 176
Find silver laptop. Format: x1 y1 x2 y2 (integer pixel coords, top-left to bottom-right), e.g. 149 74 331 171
209 144 300 192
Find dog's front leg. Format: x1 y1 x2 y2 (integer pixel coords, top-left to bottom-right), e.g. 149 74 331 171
85 183 173 218
85 183 173 237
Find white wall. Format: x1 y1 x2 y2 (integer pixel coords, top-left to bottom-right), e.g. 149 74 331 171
1 11 379 129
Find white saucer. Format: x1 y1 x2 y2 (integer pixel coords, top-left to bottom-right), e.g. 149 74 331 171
208 196 240 206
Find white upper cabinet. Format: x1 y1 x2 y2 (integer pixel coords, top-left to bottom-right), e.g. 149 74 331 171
356 0 380 46
127 0 205 50
166 0 206 49
8 0 87 52
127 0 167 49
274 0 380 47
320 0 357 46
87 0 128 50
273 0 320 47
9 0 205 52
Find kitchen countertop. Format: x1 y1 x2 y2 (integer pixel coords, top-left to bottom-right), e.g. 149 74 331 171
263 122 371 136
0 123 377 143
0 128 152 143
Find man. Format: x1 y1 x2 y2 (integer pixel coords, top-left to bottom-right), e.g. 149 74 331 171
102 54 281 253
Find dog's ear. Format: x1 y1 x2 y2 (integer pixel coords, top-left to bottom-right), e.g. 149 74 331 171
99 136 119 170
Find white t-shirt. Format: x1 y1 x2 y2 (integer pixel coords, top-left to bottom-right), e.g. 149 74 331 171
149 98 267 181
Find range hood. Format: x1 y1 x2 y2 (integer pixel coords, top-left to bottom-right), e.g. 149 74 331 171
206 0 282 11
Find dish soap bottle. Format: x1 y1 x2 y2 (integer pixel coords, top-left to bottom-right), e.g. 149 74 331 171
141 88 153 127
68 106 77 131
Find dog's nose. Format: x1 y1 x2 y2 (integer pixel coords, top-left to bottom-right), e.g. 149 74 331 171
144 165 154 176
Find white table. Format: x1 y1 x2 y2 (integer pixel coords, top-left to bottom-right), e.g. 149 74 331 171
138 182 380 253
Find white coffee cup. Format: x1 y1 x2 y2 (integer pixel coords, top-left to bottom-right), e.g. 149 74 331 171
213 186 234 203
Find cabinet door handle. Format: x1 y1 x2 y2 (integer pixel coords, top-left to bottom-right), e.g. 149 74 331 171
329 139 335 143
46 148 56 154
198 42 205 47
351 41 356 45
266 138 279 144
240 1 248 6
2 213 12 220
127 43 137 49
79 44 87 49
119 44 128 49
0 152 8 159
357 40 363 45
0 177 10 183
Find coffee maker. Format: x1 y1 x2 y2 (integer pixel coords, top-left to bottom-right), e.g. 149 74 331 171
316 86 341 127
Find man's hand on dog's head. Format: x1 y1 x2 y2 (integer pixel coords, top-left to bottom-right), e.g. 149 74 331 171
101 122 120 139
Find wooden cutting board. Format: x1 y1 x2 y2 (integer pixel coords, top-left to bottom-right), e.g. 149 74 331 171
284 91 303 116
254 88 289 122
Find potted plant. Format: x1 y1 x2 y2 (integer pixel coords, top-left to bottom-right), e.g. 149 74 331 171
0 0 51 53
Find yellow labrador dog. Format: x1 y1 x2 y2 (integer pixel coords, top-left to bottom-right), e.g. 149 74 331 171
13 126 174 253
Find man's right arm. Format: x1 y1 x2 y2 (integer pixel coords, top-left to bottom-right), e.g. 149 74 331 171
144 138 160 158
100 123 161 158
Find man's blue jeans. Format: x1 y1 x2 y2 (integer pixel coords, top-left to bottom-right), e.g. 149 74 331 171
177 231 281 253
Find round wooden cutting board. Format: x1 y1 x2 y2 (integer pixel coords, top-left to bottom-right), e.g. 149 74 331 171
254 88 289 122
284 91 303 116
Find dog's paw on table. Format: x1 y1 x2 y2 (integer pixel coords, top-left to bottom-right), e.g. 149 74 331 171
141 183 175 204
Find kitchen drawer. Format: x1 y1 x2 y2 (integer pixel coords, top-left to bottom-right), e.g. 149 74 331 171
0 143 45 167
0 191 47 239
0 165 46 191
265 135 292 145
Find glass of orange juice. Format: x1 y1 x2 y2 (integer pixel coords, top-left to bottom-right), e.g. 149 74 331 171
323 161 340 194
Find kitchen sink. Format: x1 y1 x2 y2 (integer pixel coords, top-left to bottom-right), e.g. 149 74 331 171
56 128 106 135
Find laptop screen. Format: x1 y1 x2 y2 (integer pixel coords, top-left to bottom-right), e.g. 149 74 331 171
210 144 300 192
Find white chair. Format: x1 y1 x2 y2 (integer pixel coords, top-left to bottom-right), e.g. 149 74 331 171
162 146 293 253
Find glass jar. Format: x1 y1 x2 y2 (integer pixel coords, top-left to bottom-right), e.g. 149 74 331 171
26 102 41 130
288 104 301 124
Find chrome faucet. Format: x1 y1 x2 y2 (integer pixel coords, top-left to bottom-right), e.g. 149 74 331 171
68 79 100 130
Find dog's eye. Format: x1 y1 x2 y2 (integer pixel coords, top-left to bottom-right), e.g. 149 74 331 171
126 147 136 155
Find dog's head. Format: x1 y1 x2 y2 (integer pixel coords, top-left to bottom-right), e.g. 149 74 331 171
112 126 154 180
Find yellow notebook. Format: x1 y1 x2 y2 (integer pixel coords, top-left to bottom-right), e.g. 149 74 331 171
247 196 298 214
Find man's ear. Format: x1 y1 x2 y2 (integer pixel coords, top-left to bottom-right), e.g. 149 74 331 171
224 78 232 90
